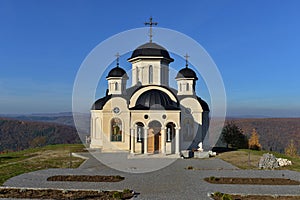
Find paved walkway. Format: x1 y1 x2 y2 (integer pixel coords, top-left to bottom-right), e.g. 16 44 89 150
3 152 300 200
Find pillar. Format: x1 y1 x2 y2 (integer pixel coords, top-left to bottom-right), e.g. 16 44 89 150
144 126 148 154
130 128 135 154
175 127 180 155
161 127 166 154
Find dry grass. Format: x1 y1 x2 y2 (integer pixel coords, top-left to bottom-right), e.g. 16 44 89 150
0 144 86 185
217 149 300 172
217 150 261 169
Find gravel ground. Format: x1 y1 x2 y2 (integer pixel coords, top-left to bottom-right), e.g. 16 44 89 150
3 152 300 200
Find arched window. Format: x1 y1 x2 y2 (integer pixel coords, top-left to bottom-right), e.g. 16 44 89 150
115 82 118 91
186 83 189 91
136 125 144 142
149 65 153 84
166 123 175 142
179 83 182 91
111 118 122 141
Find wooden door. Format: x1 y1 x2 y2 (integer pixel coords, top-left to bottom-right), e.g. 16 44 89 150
147 128 155 153
155 132 161 152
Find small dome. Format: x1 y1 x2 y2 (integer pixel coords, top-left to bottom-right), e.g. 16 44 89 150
129 42 173 61
134 89 179 110
106 67 128 79
175 67 198 80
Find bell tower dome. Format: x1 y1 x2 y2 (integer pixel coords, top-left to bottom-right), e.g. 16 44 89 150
106 53 128 95
175 54 198 96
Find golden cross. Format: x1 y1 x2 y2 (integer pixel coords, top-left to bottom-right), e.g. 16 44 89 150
144 17 158 43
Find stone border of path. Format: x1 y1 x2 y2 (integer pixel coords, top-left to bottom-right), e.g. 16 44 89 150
3 152 300 200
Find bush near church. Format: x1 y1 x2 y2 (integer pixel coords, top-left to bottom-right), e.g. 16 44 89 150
221 122 248 149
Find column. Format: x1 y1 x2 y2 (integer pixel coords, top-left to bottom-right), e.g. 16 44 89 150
161 127 166 154
130 128 135 154
144 126 148 154
175 127 180 155
90 116 94 139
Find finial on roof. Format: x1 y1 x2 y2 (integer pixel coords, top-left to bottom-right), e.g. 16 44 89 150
144 16 158 43
115 52 120 67
184 53 190 68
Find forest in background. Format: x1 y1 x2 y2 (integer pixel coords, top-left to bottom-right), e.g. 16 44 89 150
1 114 299 154
0 118 81 152
228 118 300 153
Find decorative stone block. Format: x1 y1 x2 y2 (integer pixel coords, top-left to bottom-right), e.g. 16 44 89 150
194 151 209 158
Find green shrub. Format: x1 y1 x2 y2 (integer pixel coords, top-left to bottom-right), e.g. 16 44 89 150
221 193 233 200
123 188 131 194
213 191 223 197
112 191 123 199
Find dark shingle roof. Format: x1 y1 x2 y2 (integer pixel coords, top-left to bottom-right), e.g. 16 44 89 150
106 67 128 78
92 94 112 110
131 89 179 110
175 67 198 80
128 42 174 61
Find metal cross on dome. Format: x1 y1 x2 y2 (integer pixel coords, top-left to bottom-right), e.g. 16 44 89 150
144 17 158 43
115 52 120 67
184 53 190 68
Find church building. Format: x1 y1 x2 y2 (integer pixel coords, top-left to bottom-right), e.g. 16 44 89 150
90 19 209 156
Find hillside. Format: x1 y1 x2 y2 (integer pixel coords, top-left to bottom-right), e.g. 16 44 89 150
2 114 299 154
228 118 300 153
0 118 81 152
0 144 85 185
0 113 90 128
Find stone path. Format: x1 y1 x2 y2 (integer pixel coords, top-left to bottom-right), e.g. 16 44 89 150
3 152 300 200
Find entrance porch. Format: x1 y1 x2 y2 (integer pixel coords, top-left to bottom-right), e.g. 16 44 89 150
130 120 180 155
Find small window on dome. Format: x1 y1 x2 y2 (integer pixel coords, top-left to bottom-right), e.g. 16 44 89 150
186 83 189 91
115 82 118 91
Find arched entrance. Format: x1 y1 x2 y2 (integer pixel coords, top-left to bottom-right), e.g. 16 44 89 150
148 120 162 153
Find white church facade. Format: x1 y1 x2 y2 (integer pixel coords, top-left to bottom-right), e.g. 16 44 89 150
90 20 209 156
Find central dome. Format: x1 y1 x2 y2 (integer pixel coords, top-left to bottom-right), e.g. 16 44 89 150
129 42 173 61
134 89 179 110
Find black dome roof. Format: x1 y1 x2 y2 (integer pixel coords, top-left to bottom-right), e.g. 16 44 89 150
133 89 179 110
175 67 198 80
92 94 112 110
106 67 128 78
129 42 173 61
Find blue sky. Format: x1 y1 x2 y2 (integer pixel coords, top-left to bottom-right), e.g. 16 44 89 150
0 0 300 117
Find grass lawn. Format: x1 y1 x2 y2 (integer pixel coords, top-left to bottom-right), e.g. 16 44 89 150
217 149 300 172
0 144 86 185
